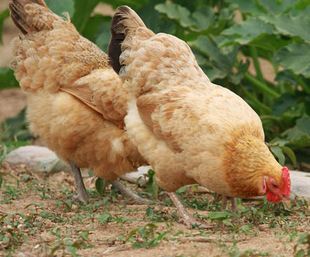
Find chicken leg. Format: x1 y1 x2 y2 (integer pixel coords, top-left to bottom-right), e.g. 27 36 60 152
168 192 212 228
69 160 152 205
213 194 238 213
110 179 153 205
69 160 89 203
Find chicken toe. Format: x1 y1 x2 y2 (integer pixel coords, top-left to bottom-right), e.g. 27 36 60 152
168 192 212 229
110 179 153 205
69 160 89 204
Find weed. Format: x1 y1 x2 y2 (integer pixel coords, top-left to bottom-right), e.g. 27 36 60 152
49 227 94 257
294 233 310 257
0 213 28 252
124 223 168 248
146 207 171 222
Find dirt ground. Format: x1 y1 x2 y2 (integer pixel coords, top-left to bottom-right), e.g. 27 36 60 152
0 163 309 257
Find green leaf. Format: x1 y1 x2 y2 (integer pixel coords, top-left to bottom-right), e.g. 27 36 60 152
72 0 100 34
176 184 198 193
257 0 297 14
1 108 33 142
286 117 310 148
263 12 310 44
155 3 193 29
295 249 305 257
95 177 109 196
103 0 148 10
295 0 310 10
0 9 9 45
222 17 274 45
95 21 112 52
189 35 234 73
225 0 266 15
80 14 110 43
191 5 215 31
45 0 75 18
0 68 19 89
274 44 310 78
270 146 285 165
145 169 158 199
272 93 298 116
280 146 297 166
98 213 111 224
140 0 175 34
248 33 291 52
208 210 239 221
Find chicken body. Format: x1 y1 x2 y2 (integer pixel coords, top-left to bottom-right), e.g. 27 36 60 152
109 7 290 204
9 0 148 203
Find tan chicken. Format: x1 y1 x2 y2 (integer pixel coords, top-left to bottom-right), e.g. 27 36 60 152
9 0 150 204
108 6 291 226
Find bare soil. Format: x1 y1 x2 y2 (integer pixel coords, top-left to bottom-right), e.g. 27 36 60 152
0 163 309 257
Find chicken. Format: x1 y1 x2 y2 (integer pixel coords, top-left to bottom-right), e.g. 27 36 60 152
108 6 291 226
8 0 151 205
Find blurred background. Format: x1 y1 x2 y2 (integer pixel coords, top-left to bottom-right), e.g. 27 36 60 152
0 0 310 169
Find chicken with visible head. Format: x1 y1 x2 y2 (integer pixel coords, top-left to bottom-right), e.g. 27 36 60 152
108 6 291 226
9 0 150 205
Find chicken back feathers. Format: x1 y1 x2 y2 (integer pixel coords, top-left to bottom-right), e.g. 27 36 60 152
9 0 146 180
109 6 290 200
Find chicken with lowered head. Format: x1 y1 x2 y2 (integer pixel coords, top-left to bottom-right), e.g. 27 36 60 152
9 0 151 204
108 6 291 226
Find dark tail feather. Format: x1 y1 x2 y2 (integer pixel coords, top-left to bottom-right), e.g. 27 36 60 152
9 0 50 35
108 6 146 74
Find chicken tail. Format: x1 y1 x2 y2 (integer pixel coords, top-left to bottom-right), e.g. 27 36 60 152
9 0 59 35
108 6 154 74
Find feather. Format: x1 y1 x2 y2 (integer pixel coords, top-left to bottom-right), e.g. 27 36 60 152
108 6 149 73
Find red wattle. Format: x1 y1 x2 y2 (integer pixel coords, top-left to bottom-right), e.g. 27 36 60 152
266 191 282 202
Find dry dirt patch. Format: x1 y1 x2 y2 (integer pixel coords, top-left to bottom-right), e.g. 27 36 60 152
0 163 309 257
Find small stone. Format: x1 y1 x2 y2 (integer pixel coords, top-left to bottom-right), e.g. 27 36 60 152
290 170 310 202
121 165 152 186
4 145 70 174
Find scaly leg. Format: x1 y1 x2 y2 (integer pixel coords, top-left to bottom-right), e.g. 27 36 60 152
168 192 212 228
69 160 88 204
214 195 238 213
110 179 153 205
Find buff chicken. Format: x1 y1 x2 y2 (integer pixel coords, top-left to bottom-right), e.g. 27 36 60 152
108 6 291 226
9 0 150 205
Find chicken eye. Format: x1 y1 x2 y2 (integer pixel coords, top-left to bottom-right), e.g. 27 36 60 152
272 183 278 188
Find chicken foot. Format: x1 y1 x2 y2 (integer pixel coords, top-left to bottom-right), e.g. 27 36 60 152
213 194 238 213
168 192 212 229
69 161 151 205
69 160 89 204
110 179 153 205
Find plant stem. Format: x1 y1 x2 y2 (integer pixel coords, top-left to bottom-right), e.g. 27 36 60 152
244 72 280 98
242 88 271 114
260 115 281 122
249 46 264 83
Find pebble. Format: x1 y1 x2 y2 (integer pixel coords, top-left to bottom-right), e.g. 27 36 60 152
290 170 310 202
4 145 70 174
121 165 151 186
